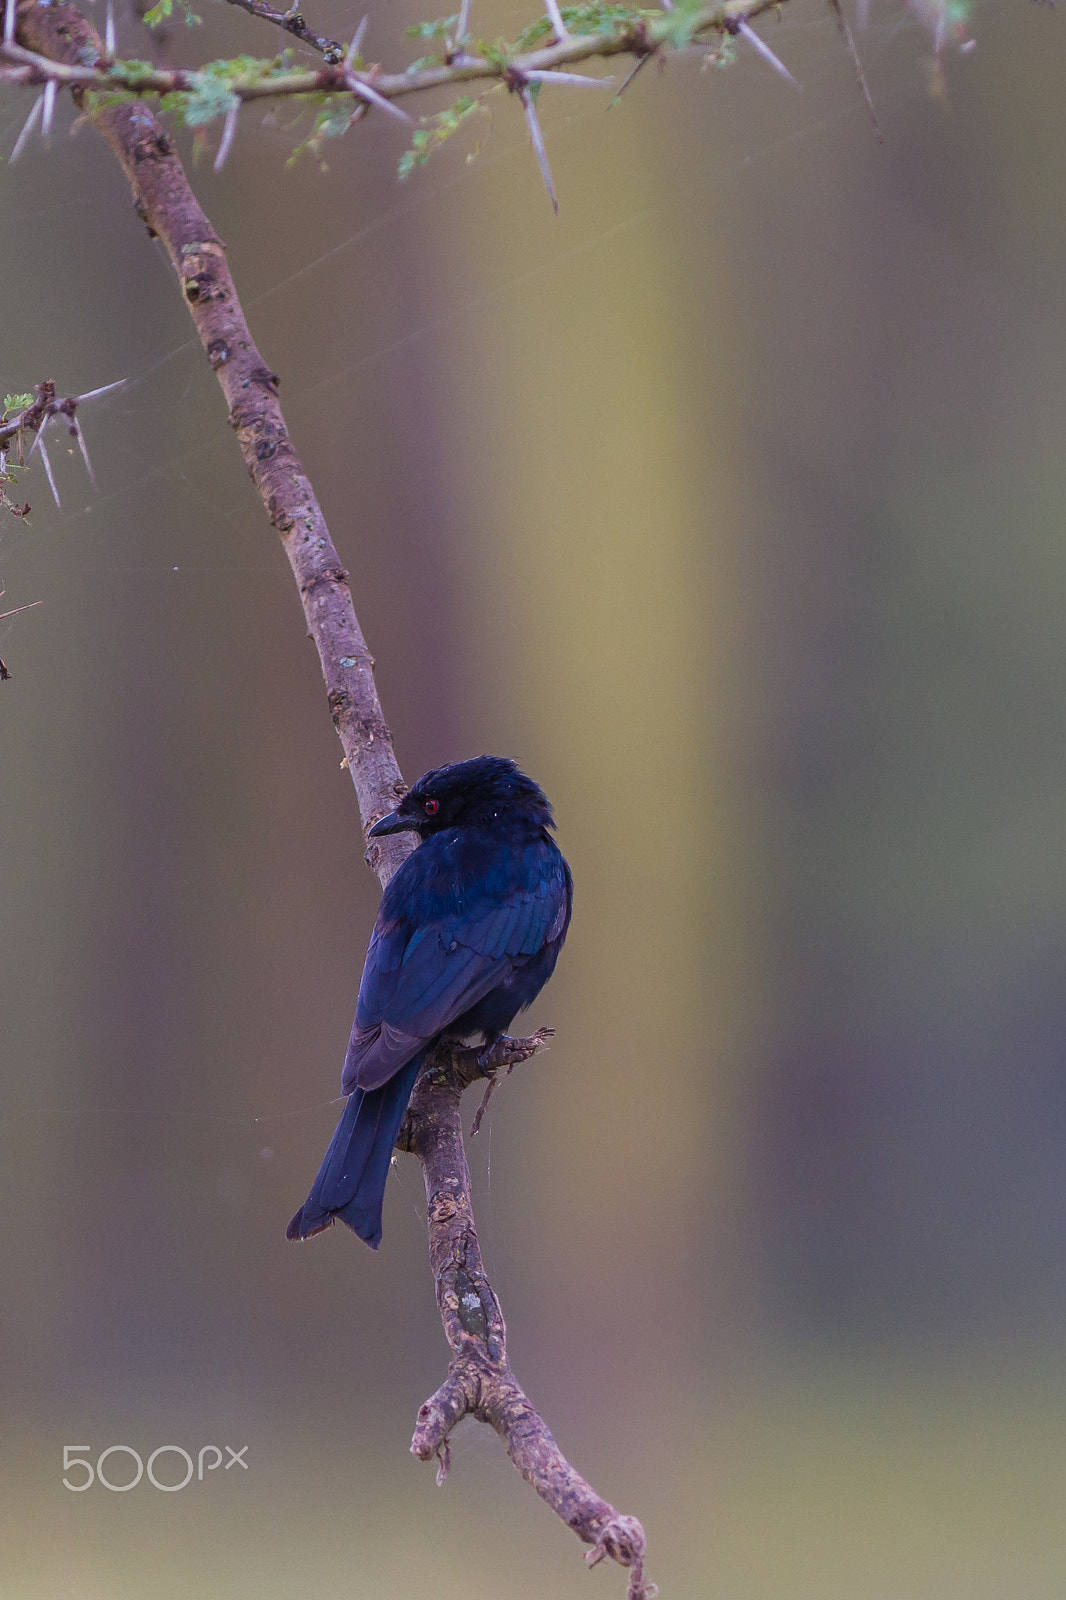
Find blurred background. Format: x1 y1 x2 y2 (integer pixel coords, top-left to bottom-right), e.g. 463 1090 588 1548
3 1 1066 1594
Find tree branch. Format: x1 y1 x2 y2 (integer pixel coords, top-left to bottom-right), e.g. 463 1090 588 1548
13 0 409 871
1 0 788 112
13 1 653 1589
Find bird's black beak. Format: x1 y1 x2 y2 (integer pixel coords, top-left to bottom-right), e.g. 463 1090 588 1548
368 809 417 838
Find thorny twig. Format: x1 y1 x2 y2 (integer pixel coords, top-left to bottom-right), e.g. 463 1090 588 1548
220 0 345 61
0 0 793 113
1 378 123 507
0 378 120 675
0 0 983 123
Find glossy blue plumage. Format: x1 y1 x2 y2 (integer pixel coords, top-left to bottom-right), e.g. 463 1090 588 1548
287 757 572 1249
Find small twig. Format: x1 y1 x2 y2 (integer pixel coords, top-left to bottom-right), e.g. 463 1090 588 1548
0 378 125 446
0 379 123 511
220 0 345 61
469 1076 502 1136
826 0 882 140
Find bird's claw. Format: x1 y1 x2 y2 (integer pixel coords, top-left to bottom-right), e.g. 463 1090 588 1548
469 1028 555 1135
477 1026 555 1071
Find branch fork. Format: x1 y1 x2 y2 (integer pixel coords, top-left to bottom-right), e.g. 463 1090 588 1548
397 1035 654 1596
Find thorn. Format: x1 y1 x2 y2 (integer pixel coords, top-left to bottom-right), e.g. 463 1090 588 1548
0 599 43 621
72 421 97 491
10 90 44 163
519 85 557 214
349 74 411 122
734 19 800 87
41 77 56 142
36 433 61 509
826 0 882 139
105 0 115 55
543 0 569 40
343 13 367 68
75 377 126 404
214 102 238 170
611 50 653 104
455 0 471 41
3 0 15 46
523 68 613 88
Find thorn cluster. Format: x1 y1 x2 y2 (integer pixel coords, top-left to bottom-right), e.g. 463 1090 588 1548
0 377 124 509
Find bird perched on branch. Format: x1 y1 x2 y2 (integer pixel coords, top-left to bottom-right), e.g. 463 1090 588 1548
287 755 573 1249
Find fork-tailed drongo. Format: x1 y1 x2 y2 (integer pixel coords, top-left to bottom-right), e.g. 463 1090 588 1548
286 755 572 1248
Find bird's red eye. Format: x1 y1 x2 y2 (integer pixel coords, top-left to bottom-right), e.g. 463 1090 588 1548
423 798 440 816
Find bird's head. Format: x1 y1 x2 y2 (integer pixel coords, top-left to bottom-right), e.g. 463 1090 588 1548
368 755 555 840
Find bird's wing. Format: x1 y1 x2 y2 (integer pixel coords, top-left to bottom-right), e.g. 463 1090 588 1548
342 846 568 1093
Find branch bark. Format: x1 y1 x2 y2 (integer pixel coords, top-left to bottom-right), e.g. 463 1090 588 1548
14 3 653 1591
400 1038 655 1599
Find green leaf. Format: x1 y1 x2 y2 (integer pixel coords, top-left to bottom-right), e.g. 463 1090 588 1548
398 95 478 179
143 0 201 25
653 0 709 49
182 73 240 126
405 13 460 39
288 99 360 166
513 3 641 51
